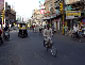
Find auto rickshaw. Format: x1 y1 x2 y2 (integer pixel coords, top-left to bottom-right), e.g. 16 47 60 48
18 23 28 38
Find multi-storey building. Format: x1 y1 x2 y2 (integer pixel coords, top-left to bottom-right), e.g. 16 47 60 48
5 2 16 27
44 0 56 15
44 0 62 31
81 0 85 10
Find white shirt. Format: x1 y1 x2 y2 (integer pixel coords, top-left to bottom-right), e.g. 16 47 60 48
43 28 53 37
73 26 78 32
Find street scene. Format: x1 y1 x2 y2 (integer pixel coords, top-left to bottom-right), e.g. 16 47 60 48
0 30 85 65
0 0 85 65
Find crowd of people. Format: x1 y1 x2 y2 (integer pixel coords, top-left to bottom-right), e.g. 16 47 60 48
65 24 85 39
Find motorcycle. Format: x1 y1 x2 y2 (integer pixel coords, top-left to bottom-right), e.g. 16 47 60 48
43 36 57 57
3 31 10 41
71 30 84 42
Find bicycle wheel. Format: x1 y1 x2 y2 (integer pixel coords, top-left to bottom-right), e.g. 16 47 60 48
50 47 57 57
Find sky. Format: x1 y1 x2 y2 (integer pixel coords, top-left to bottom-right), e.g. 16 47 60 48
5 0 45 20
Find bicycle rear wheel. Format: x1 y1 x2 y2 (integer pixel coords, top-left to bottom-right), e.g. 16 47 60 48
50 47 57 57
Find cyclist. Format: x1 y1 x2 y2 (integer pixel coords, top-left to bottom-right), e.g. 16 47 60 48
43 24 53 48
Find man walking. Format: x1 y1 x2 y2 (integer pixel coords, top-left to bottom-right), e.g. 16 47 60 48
0 28 3 44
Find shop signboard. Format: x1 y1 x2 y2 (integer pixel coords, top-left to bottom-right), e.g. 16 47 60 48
66 11 81 19
0 0 4 12
65 0 80 4
66 11 81 16
66 16 81 19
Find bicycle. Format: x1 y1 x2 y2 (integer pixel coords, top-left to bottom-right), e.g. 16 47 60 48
43 36 57 57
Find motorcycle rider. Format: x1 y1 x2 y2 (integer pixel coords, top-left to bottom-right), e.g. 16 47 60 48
4 25 9 32
43 24 53 48
3 25 10 40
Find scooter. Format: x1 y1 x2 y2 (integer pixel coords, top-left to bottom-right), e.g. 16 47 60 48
43 36 57 57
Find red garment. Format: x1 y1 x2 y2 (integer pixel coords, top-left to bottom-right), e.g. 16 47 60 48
33 25 35 28
32 25 34 28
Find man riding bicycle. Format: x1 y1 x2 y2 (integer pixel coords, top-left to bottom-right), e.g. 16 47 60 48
43 25 53 48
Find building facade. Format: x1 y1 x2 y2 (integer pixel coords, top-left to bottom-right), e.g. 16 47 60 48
5 2 16 27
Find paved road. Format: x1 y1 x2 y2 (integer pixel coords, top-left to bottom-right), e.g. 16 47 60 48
0 30 85 65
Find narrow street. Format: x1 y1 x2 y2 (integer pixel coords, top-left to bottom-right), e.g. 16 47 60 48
0 0 85 65
0 30 85 65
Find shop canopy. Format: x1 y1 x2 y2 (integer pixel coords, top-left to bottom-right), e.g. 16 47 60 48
43 14 61 20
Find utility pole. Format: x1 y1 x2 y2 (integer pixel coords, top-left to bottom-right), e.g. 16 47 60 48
59 0 65 35
62 0 65 35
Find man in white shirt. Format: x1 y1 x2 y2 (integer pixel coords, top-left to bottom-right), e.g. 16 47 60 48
73 24 80 38
43 25 53 48
43 25 53 37
73 25 78 33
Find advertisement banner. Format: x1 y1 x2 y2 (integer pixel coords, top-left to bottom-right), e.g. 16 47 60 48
0 0 4 12
66 11 81 19
66 11 81 16
40 9 45 14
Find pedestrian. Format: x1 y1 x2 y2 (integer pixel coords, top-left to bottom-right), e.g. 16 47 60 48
4 25 9 32
73 24 80 38
32 25 34 32
33 24 35 32
73 24 78 33
39 24 43 33
64 25 68 35
0 28 3 44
